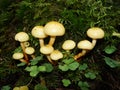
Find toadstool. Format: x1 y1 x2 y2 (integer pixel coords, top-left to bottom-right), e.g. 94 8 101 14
25 47 35 58
50 50 63 61
44 21 65 46
15 32 29 62
13 52 27 63
40 45 54 64
87 27 105 48
62 40 76 52
31 26 47 47
74 40 93 60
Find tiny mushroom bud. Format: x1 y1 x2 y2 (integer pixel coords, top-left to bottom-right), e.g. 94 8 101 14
31 26 47 47
19 86 29 90
44 21 65 46
62 40 76 52
13 52 27 63
87 27 105 47
15 32 29 62
50 50 63 61
74 40 93 60
24 42 30 48
25 47 35 58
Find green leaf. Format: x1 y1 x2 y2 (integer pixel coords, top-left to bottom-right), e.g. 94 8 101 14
30 70 39 77
30 56 43 65
79 63 88 71
25 66 38 71
34 84 48 90
38 66 46 72
85 72 96 79
104 45 117 54
62 58 74 64
62 79 71 87
78 81 90 90
1 85 11 90
58 64 69 71
68 61 79 71
104 56 120 68
43 63 53 72
17 62 26 67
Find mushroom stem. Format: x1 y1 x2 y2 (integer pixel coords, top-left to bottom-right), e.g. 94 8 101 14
92 39 97 48
74 50 87 60
46 55 56 65
48 36 56 46
19 59 28 63
31 55 35 59
39 39 45 47
20 42 29 62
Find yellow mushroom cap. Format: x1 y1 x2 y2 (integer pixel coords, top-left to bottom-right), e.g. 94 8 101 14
19 86 29 90
25 47 35 55
13 53 24 60
31 26 47 38
87 27 105 39
62 40 76 50
44 21 65 36
15 32 29 42
40 45 54 55
77 40 93 50
13 87 20 90
50 50 63 61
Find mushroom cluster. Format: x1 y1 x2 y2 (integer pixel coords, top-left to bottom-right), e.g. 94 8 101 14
74 27 105 60
13 32 35 64
31 21 65 65
13 20 105 65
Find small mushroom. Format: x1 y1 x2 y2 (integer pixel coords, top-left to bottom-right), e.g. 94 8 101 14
24 42 30 48
74 40 93 60
19 86 29 90
62 40 76 52
25 47 35 58
31 26 47 47
44 21 65 46
87 27 105 48
40 45 54 64
15 32 29 62
50 50 63 61
12 52 27 63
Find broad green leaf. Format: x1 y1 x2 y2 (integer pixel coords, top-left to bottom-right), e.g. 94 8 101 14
68 61 79 71
62 58 74 64
104 56 120 68
78 81 90 88
38 66 46 72
43 63 53 72
104 45 117 54
34 84 48 90
79 63 88 71
58 64 69 71
30 56 43 65
25 66 38 71
85 72 96 79
30 70 39 77
62 79 71 87
25 66 31 71
17 62 26 67
1 85 11 90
